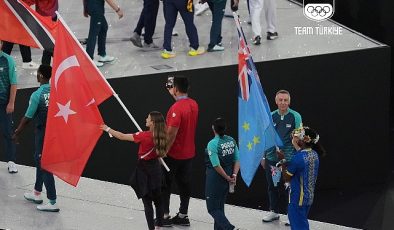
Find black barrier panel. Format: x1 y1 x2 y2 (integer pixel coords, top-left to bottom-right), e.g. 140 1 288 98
5 46 390 228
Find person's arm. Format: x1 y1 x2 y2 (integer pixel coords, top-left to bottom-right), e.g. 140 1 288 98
82 0 89 17
101 124 134 141
232 142 240 179
104 0 124 19
214 165 234 183
207 141 234 183
166 126 179 151
7 85 17 114
12 117 32 144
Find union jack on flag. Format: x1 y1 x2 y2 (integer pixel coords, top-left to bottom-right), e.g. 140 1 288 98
237 28 251 101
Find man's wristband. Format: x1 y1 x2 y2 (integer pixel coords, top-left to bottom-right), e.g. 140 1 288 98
105 127 111 132
115 6 120 12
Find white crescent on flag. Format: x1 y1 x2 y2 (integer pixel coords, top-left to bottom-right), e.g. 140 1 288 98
54 55 80 90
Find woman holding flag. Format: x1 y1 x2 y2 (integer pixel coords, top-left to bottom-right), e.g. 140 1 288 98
101 111 168 230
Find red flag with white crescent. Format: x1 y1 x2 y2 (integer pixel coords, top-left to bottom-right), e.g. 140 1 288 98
41 18 113 186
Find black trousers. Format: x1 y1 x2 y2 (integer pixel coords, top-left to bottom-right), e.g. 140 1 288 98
162 156 193 215
1 42 32 63
142 191 163 230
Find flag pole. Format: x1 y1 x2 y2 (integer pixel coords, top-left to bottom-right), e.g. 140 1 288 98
233 12 280 156
55 12 170 172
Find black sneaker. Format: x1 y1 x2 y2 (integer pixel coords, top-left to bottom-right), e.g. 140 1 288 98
267 32 279 40
160 216 172 227
171 213 190 226
252 36 261 45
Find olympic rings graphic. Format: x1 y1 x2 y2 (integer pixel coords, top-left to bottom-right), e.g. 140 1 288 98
306 5 331 17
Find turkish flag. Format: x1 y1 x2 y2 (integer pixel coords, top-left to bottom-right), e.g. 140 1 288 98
0 0 57 50
41 18 113 186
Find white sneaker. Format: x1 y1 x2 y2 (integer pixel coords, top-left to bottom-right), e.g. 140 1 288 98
207 44 225 52
22 61 39 69
281 215 290 226
195 2 209 16
262 211 280 222
94 60 104 67
98 55 115 63
7 161 18 173
37 202 60 212
24 192 43 204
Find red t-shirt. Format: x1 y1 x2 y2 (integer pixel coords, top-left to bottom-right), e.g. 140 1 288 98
35 0 58 17
166 97 199 159
132 131 158 160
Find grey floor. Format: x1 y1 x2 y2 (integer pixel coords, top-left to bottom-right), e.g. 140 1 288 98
11 0 383 89
0 162 358 230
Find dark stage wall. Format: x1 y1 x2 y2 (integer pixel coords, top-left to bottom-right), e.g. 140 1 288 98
5 46 390 229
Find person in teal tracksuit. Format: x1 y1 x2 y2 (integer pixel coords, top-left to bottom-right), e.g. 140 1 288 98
0 41 18 173
205 117 240 230
13 65 59 212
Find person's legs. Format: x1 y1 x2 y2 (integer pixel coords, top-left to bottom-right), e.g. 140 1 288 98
19 45 33 63
174 159 193 215
41 50 52 65
0 105 16 163
177 0 199 50
206 184 234 230
142 196 155 230
86 14 102 59
163 0 178 51
249 0 263 38
97 15 108 57
288 203 310 230
143 0 160 44
1 41 14 55
208 0 226 49
264 0 277 33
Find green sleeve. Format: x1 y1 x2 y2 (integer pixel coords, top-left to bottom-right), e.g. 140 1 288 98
233 142 240 162
290 109 302 128
7 56 17 85
25 91 40 118
207 140 220 167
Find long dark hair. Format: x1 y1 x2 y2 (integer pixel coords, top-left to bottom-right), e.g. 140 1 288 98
149 111 168 157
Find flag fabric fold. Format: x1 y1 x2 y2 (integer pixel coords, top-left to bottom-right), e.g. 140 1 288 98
235 14 283 187
41 18 113 186
0 0 57 50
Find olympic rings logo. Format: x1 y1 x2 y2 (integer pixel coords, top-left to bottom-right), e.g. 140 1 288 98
303 3 334 22
307 5 331 17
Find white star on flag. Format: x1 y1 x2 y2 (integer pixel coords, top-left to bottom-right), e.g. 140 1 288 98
55 100 76 123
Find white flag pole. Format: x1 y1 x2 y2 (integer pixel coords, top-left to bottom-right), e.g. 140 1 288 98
55 12 170 172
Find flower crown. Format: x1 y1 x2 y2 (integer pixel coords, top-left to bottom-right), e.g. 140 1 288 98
292 125 319 144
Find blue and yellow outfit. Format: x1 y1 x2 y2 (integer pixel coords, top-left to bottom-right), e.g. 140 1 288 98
0 51 17 162
286 149 319 230
263 108 302 213
25 84 57 201
205 135 239 230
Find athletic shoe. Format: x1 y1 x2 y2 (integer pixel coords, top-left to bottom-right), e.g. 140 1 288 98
7 161 18 174
262 211 280 222
22 61 39 70
188 47 205 56
267 32 279 40
252 35 261 45
161 49 176 59
160 216 172 227
130 32 143 48
195 2 209 16
207 44 225 52
24 192 43 204
142 42 161 51
37 202 60 212
281 215 291 226
93 60 104 67
171 213 190 226
98 55 115 63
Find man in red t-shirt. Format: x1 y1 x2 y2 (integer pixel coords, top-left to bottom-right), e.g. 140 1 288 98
161 76 198 227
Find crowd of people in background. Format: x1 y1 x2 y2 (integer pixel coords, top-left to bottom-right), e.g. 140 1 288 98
0 1 327 230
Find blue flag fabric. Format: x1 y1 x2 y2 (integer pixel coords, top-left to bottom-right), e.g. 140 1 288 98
235 14 283 187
